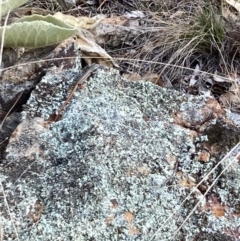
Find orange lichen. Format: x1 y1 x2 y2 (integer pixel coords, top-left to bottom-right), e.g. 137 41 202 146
123 211 141 235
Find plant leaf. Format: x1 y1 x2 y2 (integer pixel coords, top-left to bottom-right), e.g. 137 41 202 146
0 0 28 16
0 15 77 48
16 14 76 30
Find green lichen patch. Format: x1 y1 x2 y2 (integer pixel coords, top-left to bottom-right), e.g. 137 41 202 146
1 66 239 241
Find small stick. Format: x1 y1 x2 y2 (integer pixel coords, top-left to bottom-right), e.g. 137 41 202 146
55 64 98 121
0 91 23 131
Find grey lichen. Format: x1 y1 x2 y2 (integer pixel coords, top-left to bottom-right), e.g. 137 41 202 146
226 109 240 127
0 66 239 241
23 67 80 120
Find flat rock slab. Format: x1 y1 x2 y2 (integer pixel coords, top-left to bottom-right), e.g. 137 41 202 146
1 66 240 241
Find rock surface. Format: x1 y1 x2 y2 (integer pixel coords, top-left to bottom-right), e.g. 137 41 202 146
0 65 240 241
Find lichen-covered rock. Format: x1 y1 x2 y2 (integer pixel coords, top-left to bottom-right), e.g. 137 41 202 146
0 66 239 241
0 37 81 112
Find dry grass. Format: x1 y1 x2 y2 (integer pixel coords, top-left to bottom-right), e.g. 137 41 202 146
123 1 226 74
105 0 240 112
25 0 59 11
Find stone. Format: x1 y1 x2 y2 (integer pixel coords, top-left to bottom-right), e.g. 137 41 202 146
0 65 240 241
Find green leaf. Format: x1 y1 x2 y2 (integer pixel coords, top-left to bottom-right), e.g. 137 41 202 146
0 15 78 48
0 0 29 16
16 14 76 30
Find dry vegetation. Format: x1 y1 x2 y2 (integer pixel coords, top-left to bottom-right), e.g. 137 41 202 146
49 0 239 113
135 1 237 106
84 0 240 113
8 0 240 113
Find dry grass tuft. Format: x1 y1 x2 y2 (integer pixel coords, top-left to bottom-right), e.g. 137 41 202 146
108 0 240 112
